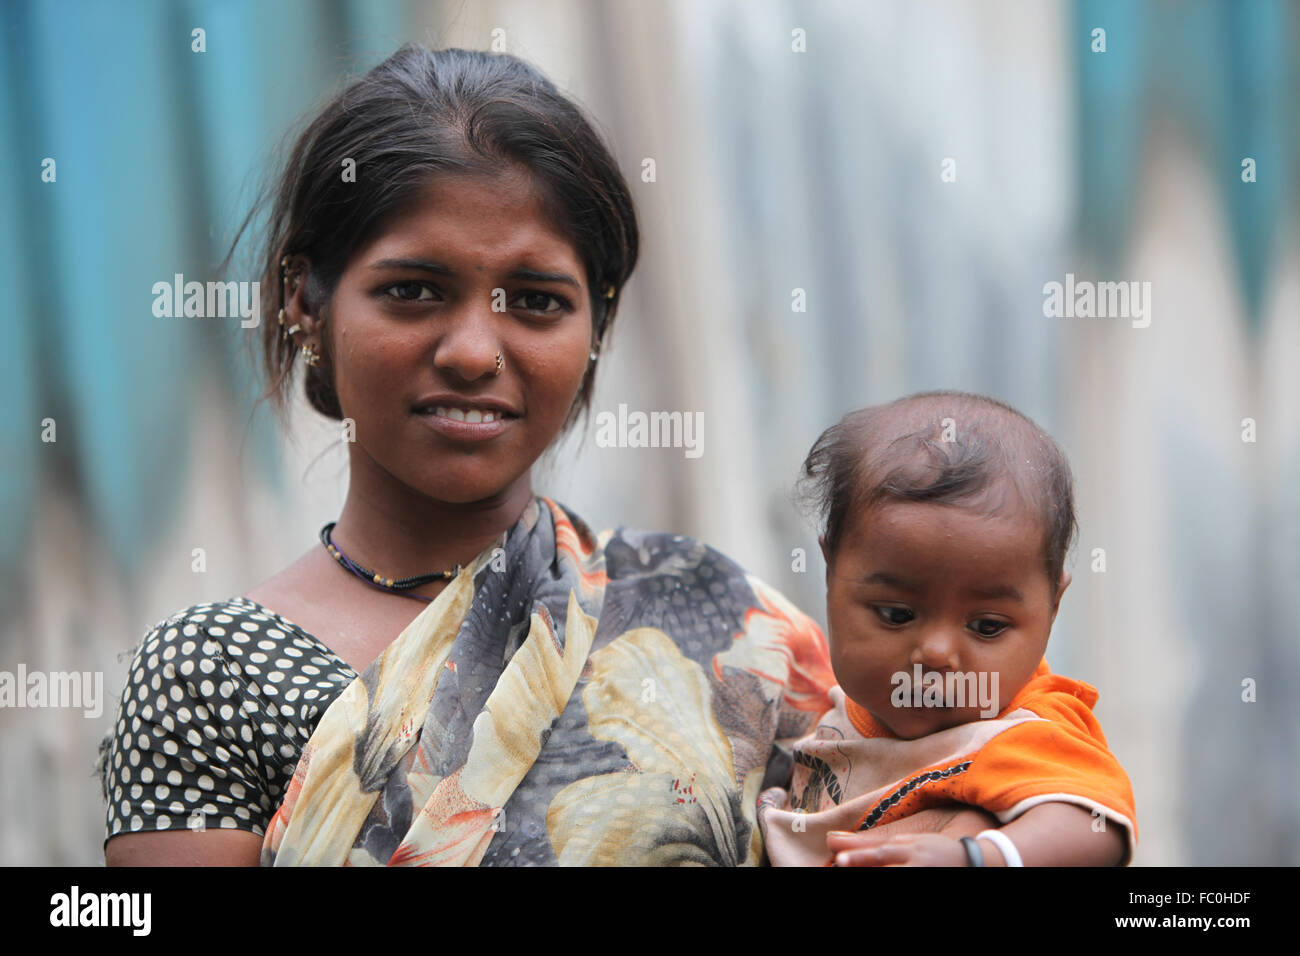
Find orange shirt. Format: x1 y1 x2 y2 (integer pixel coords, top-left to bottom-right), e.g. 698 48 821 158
758 660 1137 866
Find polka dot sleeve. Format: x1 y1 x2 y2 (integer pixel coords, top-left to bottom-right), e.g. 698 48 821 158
104 601 355 843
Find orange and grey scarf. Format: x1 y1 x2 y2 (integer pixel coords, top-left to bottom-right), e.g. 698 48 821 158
261 496 833 866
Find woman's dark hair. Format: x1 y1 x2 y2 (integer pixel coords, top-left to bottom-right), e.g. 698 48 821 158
796 390 1077 587
226 44 639 432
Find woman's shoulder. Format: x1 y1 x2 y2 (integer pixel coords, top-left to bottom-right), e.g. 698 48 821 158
542 497 828 647
569 513 835 771
542 497 790 588
119 596 354 721
133 596 336 660
573 509 831 684
598 521 810 619
103 597 356 842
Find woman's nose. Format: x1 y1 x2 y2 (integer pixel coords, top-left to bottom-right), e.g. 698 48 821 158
434 296 502 380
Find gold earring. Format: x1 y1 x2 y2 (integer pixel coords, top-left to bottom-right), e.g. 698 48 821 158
281 254 304 298
302 345 320 367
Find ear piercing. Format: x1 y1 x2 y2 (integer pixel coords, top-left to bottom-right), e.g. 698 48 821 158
280 254 310 345
281 253 322 368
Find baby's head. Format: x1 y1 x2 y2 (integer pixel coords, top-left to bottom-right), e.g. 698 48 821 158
799 391 1076 739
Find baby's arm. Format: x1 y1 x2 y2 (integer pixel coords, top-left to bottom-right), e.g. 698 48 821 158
830 802 1126 866
984 802 1124 866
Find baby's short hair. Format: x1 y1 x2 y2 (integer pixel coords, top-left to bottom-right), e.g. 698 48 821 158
798 390 1077 586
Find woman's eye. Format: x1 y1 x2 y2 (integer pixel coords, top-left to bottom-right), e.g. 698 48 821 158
385 281 436 302
873 606 914 627
970 619 1008 639
511 291 567 314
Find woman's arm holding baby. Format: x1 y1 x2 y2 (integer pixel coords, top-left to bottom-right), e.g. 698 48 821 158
828 802 1126 866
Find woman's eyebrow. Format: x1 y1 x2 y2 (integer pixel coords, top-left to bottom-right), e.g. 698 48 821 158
370 258 581 288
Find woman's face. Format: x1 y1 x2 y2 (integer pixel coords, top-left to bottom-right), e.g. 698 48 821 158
302 166 593 506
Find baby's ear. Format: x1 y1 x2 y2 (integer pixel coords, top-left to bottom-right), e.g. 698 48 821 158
1051 570 1072 617
818 535 834 583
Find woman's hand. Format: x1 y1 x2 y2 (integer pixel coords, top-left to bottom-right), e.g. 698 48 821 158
826 804 999 867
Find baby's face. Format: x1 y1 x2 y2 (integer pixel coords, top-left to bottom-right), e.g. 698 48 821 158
823 498 1068 739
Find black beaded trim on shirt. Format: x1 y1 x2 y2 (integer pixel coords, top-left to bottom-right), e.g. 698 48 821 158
857 760 973 831
794 749 844 807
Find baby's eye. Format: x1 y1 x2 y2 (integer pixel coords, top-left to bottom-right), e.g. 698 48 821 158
873 606 914 627
970 619 1008 639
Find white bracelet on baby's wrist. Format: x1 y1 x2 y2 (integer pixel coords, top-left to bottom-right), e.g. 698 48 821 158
976 828 1024 867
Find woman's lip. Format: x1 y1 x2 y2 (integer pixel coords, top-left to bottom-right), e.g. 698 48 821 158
413 409 518 441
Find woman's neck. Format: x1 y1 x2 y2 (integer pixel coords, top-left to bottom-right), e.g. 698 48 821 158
330 466 535 582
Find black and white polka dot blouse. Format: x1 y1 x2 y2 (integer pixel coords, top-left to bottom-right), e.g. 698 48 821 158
102 597 356 844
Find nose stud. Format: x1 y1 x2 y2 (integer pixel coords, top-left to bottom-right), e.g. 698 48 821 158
494 352 503 376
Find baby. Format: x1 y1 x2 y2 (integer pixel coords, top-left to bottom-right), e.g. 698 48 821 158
759 391 1136 866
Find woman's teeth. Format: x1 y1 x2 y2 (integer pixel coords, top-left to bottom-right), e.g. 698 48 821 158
433 407 498 423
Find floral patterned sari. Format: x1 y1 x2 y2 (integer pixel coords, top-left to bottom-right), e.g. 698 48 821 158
261 496 833 866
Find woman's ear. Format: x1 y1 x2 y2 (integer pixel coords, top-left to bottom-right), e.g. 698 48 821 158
819 535 831 581
285 258 327 364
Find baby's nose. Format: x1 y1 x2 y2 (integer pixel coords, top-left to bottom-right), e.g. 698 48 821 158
909 632 961 671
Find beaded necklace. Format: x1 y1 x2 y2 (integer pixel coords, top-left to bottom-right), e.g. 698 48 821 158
318 522 461 605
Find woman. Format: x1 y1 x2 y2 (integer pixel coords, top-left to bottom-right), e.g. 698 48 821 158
102 44 992 866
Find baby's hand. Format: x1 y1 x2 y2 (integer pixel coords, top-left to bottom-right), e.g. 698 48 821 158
828 831 970 867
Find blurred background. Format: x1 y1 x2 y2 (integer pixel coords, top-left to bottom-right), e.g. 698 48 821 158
1 0 1296 866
